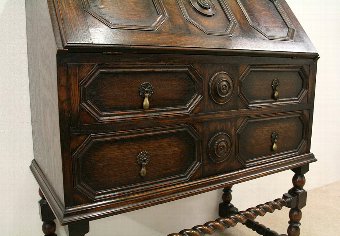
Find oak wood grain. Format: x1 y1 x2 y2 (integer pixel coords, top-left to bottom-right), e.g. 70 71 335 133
47 0 317 55
26 0 64 204
27 1 319 235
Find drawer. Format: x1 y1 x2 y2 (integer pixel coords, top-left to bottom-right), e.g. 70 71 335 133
239 65 308 106
72 125 201 200
237 113 307 167
76 65 203 123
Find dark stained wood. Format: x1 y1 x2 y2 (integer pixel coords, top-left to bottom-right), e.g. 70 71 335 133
237 113 307 166
42 222 57 236
39 189 57 236
32 153 315 225
26 0 65 205
287 208 302 236
237 0 294 40
219 186 239 218
26 1 318 235
244 219 282 236
202 118 243 177
286 166 309 236
48 0 317 55
177 0 237 36
83 0 167 31
68 221 90 236
172 167 311 236
75 64 203 122
169 197 289 236
239 65 308 107
73 125 201 200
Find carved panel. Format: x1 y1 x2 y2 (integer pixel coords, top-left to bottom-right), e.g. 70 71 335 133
190 0 216 16
79 65 203 122
73 125 201 200
209 72 234 104
237 0 295 40
239 65 308 107
82 0 168 31
177 0 237 36
208 132 232 163
236 113 307 167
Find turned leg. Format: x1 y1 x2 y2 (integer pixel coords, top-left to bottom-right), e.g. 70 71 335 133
219 186 239 217
39 189 57 236
285 165 309 236
67 221 90 236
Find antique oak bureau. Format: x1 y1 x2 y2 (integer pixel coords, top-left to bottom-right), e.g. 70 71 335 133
26 0 318 235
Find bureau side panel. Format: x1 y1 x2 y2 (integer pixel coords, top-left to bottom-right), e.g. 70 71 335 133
26 0 64 204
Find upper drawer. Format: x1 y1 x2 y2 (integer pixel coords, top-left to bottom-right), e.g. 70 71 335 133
75 65 203 123
72 125 201 200
239 65 308 107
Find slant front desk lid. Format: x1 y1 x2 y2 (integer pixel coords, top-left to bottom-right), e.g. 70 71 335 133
50 0 317 55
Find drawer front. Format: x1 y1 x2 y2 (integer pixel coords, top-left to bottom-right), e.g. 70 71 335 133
72 125 201 200
77 65 202 122
68 62 312 126
237 113 307 167
240 65 308 106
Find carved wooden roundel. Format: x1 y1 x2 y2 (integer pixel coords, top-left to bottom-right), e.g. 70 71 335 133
177 0 237 36
209 72 234 104
208 132 232 163
190 0 216 16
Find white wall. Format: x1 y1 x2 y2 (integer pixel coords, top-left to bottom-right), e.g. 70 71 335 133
0 0 339 235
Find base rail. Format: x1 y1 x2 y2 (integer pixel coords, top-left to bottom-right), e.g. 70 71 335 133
168 196 292 236
168 165 309 236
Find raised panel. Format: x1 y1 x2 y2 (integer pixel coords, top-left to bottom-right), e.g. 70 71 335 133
237 113 307 167
177 0 237 36
237 0 295 40
239 65 308 107
78 65 203 122
73 125 201 200
82 0 168 31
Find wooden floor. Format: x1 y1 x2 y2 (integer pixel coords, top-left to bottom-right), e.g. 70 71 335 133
216 181 340 235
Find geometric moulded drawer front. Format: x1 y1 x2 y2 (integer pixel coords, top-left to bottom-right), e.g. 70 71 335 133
79 65 203 122
82 0 168 31
239 65 308 107
237 113 307 167
237 0 295 40
72 125 201 200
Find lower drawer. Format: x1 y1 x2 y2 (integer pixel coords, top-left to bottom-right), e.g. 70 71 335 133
72 112 309 201
72 125 201 200
236 113 307 167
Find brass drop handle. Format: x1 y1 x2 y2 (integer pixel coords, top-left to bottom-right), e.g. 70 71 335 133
271 132 279 152
139 82 154 110
272 78 280 100
137 151 150 178
143 93 150 110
